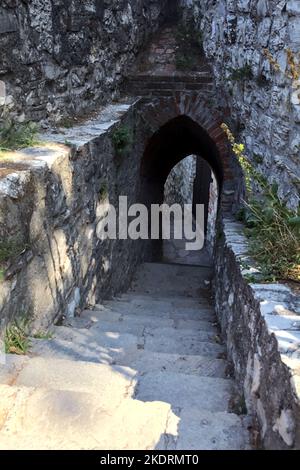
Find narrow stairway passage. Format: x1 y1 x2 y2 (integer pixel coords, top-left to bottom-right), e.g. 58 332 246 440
0 262 249 450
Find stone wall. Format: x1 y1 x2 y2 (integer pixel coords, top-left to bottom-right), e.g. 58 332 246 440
0 99 151 333
214 217 300 449
206 171 218 254
164 155 196 206
0 0 169 125
180 0 300 212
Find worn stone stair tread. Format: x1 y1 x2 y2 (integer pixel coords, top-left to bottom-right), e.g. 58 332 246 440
51 325 141 348
59 320 218 343
30 336 135 364
97 302 215 321
136 372 232 411
77 309 174 328
132 262 212 281
12 357 136 402
0 384 172 450
67 312 216 333
144 333 224 356
104 297 214 312
29 336 227 375
174 409 247 450
55 322 223 354
64 318 146 336
116 351 228 378
117 293 212 308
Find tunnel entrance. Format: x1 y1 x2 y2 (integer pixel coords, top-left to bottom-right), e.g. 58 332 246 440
140 115 223 263
163 155 218 266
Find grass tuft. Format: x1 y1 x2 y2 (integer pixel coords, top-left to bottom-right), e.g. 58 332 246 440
5 319 31 355
0 119 39 152
33 330 53 340
111 125 133 156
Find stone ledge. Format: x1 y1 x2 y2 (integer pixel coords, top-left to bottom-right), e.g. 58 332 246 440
214 217 300 449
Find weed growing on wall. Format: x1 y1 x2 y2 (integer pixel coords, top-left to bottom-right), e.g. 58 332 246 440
0 119 39 152
0 239 29 282
222 123 300 282
111 125 133 156
175 22 203 71
4 318 31 355
229 65 253 82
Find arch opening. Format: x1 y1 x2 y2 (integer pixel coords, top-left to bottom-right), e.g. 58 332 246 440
140 115 223 262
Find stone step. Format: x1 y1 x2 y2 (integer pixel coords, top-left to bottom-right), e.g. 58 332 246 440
6 357 136 405
0 384 172 450
144 332 224 356
0 349 228 390
173 409 247 450
100 300 215 321
53 323 221 355
66 312 217 334
30 324 225 364
0 382 247 450
135 372 233 412
29 334 138 365
131 262 212 297
116 351 228 378
119 292 212 307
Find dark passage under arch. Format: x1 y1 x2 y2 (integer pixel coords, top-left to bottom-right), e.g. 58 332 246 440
141 115 223 189
140 115 224 261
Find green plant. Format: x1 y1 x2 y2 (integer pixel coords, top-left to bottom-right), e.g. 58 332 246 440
243 189 300 282
5 318 31 355
33 330 53 340
243 273 259 283
230 65 253 82
111 125 133 156
0 119 39 151
0 239 27 264
222 123 300 282
0 239 29 283
175 23 203 49
175 22 203 71
58 117 75 129
99 182 109 202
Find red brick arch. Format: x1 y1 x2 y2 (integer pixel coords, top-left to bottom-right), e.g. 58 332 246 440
137 92 236 260
139 92 233 186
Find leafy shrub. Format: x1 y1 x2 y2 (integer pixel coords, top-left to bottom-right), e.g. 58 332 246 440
99 182 109 201
243 186 300 281
221 123 300 282
5 318 31 355
0 239 28 283
112 125 133 156
229 65 253 82
0 119 39 151
175 22 203 71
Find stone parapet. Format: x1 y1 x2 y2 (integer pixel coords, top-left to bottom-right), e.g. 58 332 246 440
214 217 300 449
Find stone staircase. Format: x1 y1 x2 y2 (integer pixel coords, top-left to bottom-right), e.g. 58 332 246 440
0 262 249 450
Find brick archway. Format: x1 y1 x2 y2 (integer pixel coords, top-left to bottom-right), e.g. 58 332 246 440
139 93 233 188
138 93 235 260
